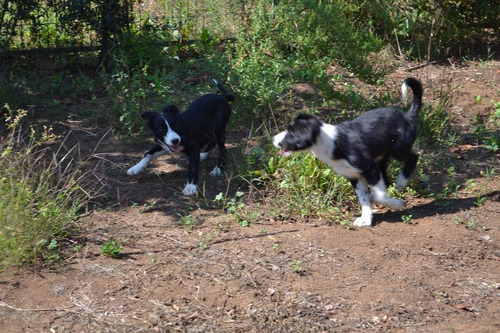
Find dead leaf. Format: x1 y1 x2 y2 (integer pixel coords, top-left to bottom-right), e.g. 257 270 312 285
456 303 472 311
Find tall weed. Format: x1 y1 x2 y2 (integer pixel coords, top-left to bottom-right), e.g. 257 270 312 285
0 106 94 267
265 151 353 220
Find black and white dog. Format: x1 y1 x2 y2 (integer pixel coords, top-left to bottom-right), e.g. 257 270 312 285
127 79 234 196
273 78 423 227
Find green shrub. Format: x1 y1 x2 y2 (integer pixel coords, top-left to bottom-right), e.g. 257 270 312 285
354 0 500 60
0 106 93 268
228 0 384 118
98 22 233 137
266 151 353 220
100 237 123 258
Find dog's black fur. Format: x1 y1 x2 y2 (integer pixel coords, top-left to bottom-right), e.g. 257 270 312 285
273 77 423 226
127 79 234 195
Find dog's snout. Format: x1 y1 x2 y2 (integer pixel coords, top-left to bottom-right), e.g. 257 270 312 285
171 138 180 145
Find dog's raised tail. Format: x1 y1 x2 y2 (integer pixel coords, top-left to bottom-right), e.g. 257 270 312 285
401 77 423 125
213 79 235 103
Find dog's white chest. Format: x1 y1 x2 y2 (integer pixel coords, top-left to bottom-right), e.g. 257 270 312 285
311 124 361 180
313 150 360 179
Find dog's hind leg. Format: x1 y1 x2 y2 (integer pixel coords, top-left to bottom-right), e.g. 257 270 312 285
369 157 390 203
379 155 391 188
350 178 373 227
184 148 201 196
396 152 419 191
210 131 227 177
127 144 166 176
371 177 406 210
364 164 406 210
200 142 216 161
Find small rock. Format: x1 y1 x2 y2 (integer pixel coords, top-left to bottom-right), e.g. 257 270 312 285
323 304 334 311
480 235 492 242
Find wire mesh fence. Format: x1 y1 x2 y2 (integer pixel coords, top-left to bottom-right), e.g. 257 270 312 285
0 0 246 57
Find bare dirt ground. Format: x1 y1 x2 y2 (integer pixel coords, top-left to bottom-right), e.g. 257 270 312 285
1 62 499 332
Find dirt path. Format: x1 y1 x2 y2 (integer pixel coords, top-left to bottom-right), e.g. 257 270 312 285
1 62 499 332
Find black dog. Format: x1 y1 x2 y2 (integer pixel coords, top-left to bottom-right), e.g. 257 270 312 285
273 78 423 227
127 79 234 195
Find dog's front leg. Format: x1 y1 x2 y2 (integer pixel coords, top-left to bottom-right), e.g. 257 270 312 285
183 148 200 196
127 144 166 176
350 178 373 227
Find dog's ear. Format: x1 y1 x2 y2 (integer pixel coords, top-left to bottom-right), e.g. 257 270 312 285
163 104 180 114
294 113 322 128
294 113 318 122
141 111 156 120
140 111 157 129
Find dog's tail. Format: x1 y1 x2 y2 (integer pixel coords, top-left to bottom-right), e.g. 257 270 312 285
213 79 235 103
401 77 423 125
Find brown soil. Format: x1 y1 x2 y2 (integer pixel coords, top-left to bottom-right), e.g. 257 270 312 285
1 62 499 332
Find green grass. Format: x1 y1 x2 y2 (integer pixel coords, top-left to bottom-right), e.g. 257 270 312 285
0 106 94 268
100 237 123 258
264 151 354 221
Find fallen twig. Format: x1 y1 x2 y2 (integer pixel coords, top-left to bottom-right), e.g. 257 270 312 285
405 61 438 72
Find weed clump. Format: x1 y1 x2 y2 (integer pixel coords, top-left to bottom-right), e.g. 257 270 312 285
0 105 94 268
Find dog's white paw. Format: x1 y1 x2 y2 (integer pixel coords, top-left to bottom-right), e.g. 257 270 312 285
200 152 209 161
182 183 197 196
396 174 408 192
210 166 222 176
386 198 406 210
353 215 373 227
127 157 150 176
127 164 144 176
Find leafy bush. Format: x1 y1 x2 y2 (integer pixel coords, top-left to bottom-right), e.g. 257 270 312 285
266 151 353 220
351 0 500 60
100 237 123 258
227 0 384 117
0 105 93 268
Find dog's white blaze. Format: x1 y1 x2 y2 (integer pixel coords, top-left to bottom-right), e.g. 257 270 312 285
272 130 287 148
127 150 166 175
162 117 181 147
183 183 197 196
